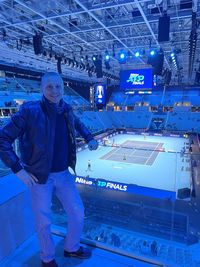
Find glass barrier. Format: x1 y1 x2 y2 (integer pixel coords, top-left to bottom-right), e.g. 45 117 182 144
0 126 199 266
51 131 200 267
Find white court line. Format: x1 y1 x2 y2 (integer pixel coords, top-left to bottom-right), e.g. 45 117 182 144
103 146 123 160
145 143 161 165
104 141 161 162
113 143 154 159
127 143 155 156
126 144 144 156
113 153 148 158
129 149 137 156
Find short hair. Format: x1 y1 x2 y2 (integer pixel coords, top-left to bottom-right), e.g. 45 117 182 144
41 72 64 89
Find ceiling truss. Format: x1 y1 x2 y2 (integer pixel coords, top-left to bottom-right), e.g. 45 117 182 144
0 0 199 84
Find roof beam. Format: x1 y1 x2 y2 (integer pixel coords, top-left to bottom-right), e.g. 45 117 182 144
14 0 102 53
73 0 145 63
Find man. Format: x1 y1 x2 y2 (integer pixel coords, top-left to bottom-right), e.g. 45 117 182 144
0 72 98 267
86 159 92 172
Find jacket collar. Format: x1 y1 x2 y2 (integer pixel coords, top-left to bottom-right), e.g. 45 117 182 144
41 95 66 116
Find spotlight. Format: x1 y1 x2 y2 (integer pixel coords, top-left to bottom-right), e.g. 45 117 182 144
74 60 78 68
135 51 140 57
69 59 74 67
92 55 97 61
147 48 164 75
118 51 126 63
170 51 178 70
150 50 155 56
105 54 110 61
65 58 70 66
80 63 85 70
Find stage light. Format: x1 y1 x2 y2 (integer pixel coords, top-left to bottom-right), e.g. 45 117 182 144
80 63 85 70
105 50 110 61
81 56 84 62
135 51 140 57
118 51 127 64
92 55 96 61
69 59 74 67
120 53 125 59
105 54 110 61
150 50 155 56
170 51 179 70
65 58 70 66
74 60 78 68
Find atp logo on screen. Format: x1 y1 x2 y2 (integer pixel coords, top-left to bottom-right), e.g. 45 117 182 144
127 73 144 85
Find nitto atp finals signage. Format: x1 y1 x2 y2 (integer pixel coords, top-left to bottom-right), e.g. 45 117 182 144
120 68 153 90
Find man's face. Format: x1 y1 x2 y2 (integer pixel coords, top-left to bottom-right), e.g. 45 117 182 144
42 75 64 104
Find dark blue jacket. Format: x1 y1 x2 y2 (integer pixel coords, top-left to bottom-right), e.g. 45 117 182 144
0 97 93 184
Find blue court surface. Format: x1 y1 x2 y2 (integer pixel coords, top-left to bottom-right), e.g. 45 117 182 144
100 140 164 165
76 133 191 196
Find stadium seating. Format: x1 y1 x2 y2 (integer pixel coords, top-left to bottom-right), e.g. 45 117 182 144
109 89 200 107
166 112 200 132
0 79 200 134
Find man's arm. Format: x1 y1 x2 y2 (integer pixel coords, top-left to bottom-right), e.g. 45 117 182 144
73 113 93 143
72 111 98 150
0 104 27 173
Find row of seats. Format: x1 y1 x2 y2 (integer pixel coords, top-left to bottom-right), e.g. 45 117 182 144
75 110 200 133
0 83 89 108
82 222 198 265
0 108 199 133
52 193 189 243
166 112 200 132
0 77 40 93
110 90 200 106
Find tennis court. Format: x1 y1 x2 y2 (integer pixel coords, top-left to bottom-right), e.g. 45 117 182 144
76 133 191 193
100 140 164 165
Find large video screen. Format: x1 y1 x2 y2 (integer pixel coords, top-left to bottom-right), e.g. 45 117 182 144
94 83 106 105
120 68 153 90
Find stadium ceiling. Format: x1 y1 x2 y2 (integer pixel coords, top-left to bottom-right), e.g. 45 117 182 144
0 0 199 84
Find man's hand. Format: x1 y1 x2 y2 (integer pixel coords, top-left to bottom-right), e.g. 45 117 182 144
88 139 98 151
16 169 38 187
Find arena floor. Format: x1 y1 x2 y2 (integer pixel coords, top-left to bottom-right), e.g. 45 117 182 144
76 133 191 194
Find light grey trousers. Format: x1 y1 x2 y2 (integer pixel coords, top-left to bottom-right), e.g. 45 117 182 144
29 169 84 262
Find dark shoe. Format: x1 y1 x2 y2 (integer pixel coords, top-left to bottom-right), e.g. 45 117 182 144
41 259 59 267
64 246 91 259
